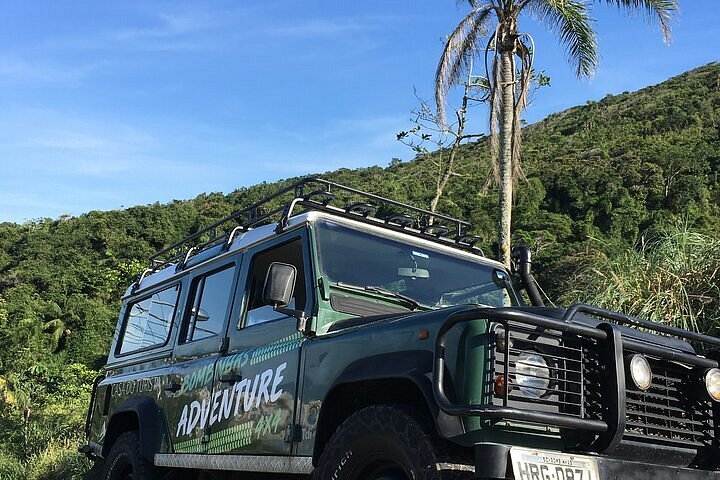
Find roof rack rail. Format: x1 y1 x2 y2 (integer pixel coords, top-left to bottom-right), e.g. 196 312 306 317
143 177 482 280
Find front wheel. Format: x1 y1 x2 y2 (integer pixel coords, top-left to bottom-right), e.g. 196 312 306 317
314 405 468 480
101 431 158 480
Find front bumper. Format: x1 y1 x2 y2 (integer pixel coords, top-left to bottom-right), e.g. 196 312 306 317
475 444 720 480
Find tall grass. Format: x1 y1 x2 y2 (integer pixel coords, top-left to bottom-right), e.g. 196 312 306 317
0 428 91 480
0 398 93 479
25 437 92 480
561 225 720 335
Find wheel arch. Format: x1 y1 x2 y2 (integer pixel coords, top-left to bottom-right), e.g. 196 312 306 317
101 395 168 463
311 350 464 465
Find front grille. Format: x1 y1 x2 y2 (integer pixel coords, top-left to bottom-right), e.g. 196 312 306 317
492 322 586 418
582 346 716 448
581 342 603 422
492 327 716 449
624 357 715 447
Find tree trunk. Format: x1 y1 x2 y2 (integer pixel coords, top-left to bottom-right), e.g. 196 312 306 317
498 49 515 267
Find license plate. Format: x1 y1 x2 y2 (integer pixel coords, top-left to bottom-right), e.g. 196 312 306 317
510 447 600 480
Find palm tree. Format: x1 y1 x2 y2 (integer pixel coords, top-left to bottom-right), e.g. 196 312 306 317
435 0 678 266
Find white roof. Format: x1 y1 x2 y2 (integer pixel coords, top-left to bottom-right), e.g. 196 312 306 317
126 211 504 297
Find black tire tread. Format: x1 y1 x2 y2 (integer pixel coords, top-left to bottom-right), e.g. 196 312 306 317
101 431 157 480
314 405 473 480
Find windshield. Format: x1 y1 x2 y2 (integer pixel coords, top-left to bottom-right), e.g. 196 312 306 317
315 220 521 309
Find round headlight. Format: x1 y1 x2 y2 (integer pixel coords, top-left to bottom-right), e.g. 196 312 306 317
705 368 720 402
516 352 550 398
629 354 652 391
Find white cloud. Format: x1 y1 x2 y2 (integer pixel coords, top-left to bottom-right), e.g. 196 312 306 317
110 11 220 43
24 132 128 153
111 13 216 41
99 11 225 53
0 108 161 177
260 13 400 39
27 8 231 54
263 19 371 38
0 55 103 85
0 192 58 210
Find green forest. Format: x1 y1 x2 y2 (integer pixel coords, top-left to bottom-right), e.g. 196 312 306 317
0 62 718 478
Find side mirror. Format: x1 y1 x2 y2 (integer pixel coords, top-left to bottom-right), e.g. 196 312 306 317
263 262 297 308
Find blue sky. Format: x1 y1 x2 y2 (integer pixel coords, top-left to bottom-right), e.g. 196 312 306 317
0 0 718 223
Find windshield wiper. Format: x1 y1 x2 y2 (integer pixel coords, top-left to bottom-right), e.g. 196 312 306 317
336 282 421 311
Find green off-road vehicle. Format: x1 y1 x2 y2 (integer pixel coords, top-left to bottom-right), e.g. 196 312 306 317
82 178 720 480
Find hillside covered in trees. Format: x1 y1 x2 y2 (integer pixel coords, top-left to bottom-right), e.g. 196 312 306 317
0 62 718 478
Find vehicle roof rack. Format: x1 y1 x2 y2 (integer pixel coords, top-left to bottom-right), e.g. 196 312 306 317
145 177 484 278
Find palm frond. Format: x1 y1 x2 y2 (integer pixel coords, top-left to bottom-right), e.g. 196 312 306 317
435 5 495 125
457 0 484 6
532 0 599 78
600 0 678 43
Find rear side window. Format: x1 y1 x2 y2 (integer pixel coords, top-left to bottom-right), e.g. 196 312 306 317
181 264 235 343
118 285 180 355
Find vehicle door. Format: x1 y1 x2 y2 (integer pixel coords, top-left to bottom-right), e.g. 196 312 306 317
207 230 313 455
104 281 183 453
164 255 241 454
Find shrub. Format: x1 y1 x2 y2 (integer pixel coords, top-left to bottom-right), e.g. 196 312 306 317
561 224 720 335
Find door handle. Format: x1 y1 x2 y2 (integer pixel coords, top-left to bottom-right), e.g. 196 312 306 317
219 373 242 385
162 382 181 393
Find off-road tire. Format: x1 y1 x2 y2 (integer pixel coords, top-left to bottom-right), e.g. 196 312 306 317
101 431 158 480
314 405 471 480
83 459 104 480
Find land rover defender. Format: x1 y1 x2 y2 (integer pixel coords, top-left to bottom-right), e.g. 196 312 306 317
81 178 720 480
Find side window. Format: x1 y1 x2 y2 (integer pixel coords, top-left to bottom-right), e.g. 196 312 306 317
244 239 307 327
181 264 235 343
118 285 179 355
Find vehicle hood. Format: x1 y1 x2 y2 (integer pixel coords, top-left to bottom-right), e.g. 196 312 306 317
511 306 696 354
327 304 696 355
